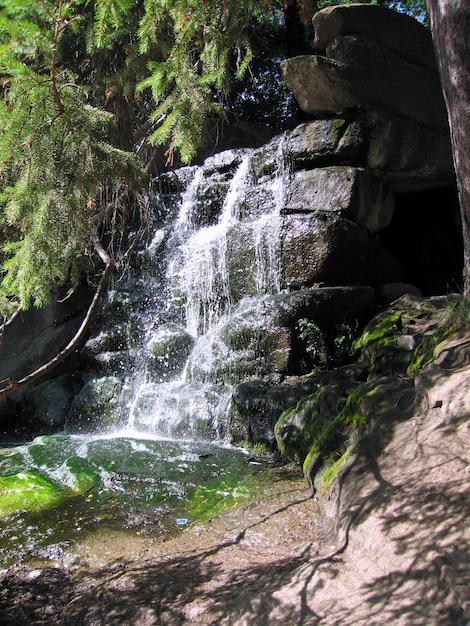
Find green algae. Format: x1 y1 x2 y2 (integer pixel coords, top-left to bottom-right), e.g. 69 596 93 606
0 435 274 567
0 471 69 517
186 471 260 521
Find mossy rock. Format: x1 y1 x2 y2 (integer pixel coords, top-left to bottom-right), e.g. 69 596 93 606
303 376 413 494
146 324 195 382
186 298 289 385
27 375 77 427
67 376 128 433
0 456 97 518
354 293 466 376
84 325 130 354
95 289 132 326
274 379 356 465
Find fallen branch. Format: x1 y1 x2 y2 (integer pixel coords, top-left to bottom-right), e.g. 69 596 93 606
0 255 116 401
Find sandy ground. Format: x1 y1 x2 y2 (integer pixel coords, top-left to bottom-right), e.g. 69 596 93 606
1 346 470 624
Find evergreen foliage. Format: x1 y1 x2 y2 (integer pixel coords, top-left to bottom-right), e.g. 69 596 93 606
0 0 141 314
0 0 429 318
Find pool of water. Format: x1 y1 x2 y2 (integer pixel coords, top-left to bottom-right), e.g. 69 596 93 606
0 431 270 569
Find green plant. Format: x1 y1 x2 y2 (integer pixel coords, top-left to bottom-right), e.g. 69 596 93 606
0 0 141 314
297 318 358 372
297 319 330 370
408 296 470 375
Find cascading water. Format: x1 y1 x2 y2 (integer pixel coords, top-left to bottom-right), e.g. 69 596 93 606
122 139 289 441
0 138 292 568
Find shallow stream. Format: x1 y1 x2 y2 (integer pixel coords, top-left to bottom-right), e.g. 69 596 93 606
0 432 272 569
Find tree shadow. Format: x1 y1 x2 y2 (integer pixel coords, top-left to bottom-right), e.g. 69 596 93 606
302 376 470 625
1 376 469 625
0 489 325 625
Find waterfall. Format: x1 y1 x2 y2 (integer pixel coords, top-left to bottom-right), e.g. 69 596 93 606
173 153 252 336
172 142 287 336
88 139 291 441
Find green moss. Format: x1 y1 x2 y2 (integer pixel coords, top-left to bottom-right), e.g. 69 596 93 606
330 118 346 143
283 296 470 494
275 387 330 464
62 457 98 493
0 448 99 518
0 472 68 517
240 441 270 454
67 376 126 432
185 472 260 521
319 446 355 494
407 338 444 376
353 311 401 351
407 297 470 375
299 381 379 489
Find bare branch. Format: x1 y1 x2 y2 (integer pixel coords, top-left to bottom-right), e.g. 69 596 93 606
0 258 115 400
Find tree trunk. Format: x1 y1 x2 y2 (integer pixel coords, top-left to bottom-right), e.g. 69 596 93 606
426 0 470 295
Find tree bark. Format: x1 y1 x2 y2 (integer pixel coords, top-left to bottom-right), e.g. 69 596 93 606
426 0 470 295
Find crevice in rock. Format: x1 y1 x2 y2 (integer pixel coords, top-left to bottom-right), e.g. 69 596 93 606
378 185 463 296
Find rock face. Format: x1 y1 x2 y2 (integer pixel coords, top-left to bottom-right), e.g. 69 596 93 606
302 328 470 625
281 4 447 130
272 293 469 491
0 5 461 446
312 3 436 68
281 4 454 193
0 287 93 426
286 109 454 194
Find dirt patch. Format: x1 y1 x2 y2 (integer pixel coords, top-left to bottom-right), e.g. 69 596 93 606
2 345 470 625
0 469 326 625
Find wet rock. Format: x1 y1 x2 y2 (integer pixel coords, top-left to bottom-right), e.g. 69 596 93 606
286 111 454 194
67 376 129 433
187 287 375 386
230 377 320 445
26 375 78 428
146 324 195 382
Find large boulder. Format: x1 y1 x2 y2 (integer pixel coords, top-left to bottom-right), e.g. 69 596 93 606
285 111 454 193
230 377 320 446
281 4 448 131
66 376 129 433
281 213 401 289
284 166 394 233
0 286 93 387
146 324 195 382
312 3 436 70
25 375 79 428
281 49 446 132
